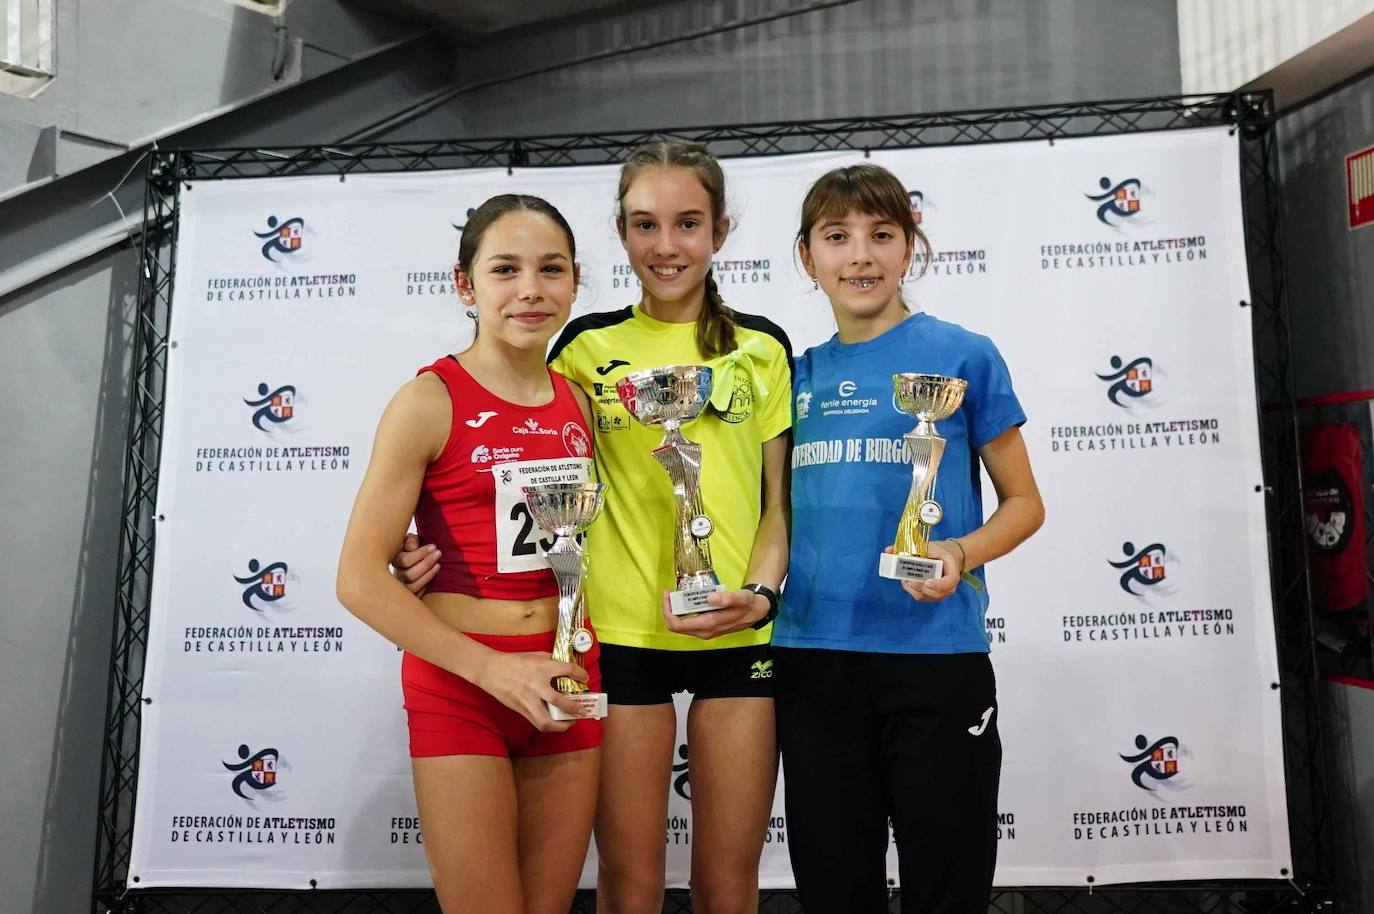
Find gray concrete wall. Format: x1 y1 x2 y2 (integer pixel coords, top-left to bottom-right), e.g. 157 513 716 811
0 23 459 914
0 247 137 914
401 0 1182 140
0 0 425 200
1278 72 1374 399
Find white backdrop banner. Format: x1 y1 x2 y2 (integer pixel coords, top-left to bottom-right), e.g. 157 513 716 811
128 127 1291 890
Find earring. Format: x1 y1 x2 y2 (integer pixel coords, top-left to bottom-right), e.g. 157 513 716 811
811 278 818 290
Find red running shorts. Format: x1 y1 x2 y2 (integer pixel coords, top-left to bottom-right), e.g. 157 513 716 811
401 629 603 759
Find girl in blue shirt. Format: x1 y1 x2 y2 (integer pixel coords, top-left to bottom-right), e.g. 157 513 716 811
774 163 1045 913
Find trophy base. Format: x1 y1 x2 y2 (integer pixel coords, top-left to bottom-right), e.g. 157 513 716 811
878 552 944 582
547 692 608 721
668 584 727 616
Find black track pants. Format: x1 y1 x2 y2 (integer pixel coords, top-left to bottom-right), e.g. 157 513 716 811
774 648 1002 914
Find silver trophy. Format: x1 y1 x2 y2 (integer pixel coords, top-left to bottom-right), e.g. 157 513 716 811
522 481 609 721
616 365 726 615
878 373 969 582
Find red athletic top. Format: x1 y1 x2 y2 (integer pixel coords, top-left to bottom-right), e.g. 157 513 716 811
415 355 594 599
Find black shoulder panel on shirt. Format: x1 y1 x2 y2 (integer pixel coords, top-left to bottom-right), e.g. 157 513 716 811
546 305 635 365
731 310 795 373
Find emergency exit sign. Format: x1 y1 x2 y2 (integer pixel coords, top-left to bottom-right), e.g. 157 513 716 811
1351 145 1374 230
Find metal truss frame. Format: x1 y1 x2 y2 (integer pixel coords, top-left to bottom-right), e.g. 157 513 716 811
95 91 1331 914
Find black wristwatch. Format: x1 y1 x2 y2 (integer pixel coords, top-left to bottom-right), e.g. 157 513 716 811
744 582 780 630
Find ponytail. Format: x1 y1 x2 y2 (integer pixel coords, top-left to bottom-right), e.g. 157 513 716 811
697 270 736 358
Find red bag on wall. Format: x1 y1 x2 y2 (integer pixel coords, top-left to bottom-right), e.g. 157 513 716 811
1301 422 1369 612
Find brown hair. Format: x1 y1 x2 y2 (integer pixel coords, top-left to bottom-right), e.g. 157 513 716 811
796 163 934 281
456 194 577 335
617 141 737 358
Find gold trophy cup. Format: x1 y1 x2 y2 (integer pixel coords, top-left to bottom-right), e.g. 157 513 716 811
878 373 968 582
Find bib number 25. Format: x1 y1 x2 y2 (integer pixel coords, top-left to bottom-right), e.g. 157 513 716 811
493 457 592 574
509 502 556 557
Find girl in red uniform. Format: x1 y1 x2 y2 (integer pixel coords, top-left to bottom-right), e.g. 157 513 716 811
337 194 600 914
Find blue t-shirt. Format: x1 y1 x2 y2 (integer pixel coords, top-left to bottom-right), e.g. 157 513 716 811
774 312 1026 655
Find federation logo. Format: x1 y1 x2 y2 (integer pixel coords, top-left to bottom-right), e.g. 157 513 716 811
223 744 282 799
908 190 925 225
1086 177 1143 226
672 742 691 800
1096 356 1155 407
1110 541 1169 595
795 390 812 420
562 422 591 457
244 383 297 431
1119 734 1182 791
254 216 305 263
234 558 291 611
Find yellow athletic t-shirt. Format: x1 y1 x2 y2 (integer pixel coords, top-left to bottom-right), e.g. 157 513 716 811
548 304 793 650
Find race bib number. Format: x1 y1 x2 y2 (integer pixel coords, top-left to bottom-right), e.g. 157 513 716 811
493 457 593 573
